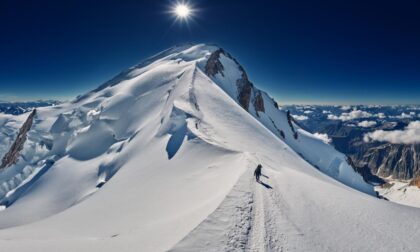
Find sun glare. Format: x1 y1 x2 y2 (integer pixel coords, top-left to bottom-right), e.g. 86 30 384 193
175 4 191 18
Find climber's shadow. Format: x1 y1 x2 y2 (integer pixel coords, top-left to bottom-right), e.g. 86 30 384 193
258 180 273 189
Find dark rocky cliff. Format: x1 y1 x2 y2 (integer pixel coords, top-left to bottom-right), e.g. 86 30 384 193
204 48 256 112
317 123 420 181
205 48 225 78
0 109 36 169
289 112 420 182
253 90 265 115
352 143 420 180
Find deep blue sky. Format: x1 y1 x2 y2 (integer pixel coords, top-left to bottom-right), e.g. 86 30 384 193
1 0 419 104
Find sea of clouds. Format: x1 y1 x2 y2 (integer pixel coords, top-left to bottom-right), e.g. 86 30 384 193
364 121 420 144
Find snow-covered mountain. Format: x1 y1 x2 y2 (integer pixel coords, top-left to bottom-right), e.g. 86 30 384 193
1 44 419 251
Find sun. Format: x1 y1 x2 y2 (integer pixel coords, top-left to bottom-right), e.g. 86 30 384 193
174 4 191 18
169 1 196 24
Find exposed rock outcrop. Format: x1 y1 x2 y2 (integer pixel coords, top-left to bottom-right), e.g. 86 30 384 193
353 144 420 180
204 48 281 114
299 119 420 181
204 48 225 77
232 58 255 111
204 48 255 111
236 77 252 111
253 90 265 114
0 109 36 169
409 176 420 188
347 156 385 184
273 100 279 109
286 111 298 139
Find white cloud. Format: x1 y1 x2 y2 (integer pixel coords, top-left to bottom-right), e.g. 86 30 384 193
304 110 313 114
327 114 339 120
364 121 420 144
328 110 373 121
376 112 386 119
367 105 382 108
293 115 309 121
322 110 331 114
313 132 332 144
358 120 377 128
396 112 413 119
389 112 414 119
340 105 352 110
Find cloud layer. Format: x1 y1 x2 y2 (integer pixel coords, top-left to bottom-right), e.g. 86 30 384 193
358 120 377 128
328 110 373 121
313 132 332 144
364 121 420 144
293 115 309 121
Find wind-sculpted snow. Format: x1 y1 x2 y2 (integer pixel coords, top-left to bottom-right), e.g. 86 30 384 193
0 46 246 224
0 44 419 251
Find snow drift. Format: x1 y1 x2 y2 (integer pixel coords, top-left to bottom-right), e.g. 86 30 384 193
0 44 419 251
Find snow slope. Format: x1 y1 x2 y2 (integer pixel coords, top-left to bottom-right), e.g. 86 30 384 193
0 44 419 251
376 181 420 208
202 47 374 195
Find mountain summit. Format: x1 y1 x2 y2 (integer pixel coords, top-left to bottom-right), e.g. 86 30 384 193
0 44 419 251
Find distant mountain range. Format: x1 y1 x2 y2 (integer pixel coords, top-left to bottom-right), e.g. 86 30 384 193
284 105 420 182
0 100 60 115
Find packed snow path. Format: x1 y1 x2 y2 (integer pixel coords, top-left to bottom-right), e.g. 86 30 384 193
248 171 310 252
174 155 420 252
172 161 318 252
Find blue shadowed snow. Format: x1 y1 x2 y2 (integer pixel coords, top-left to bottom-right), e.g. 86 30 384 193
166 123 188 160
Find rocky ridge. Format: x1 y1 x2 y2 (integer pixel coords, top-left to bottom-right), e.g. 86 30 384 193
0 109 36 169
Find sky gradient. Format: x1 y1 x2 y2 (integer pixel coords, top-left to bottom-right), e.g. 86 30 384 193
1 0 419 104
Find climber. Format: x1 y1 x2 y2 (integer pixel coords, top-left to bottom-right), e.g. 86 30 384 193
254 164 262 182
